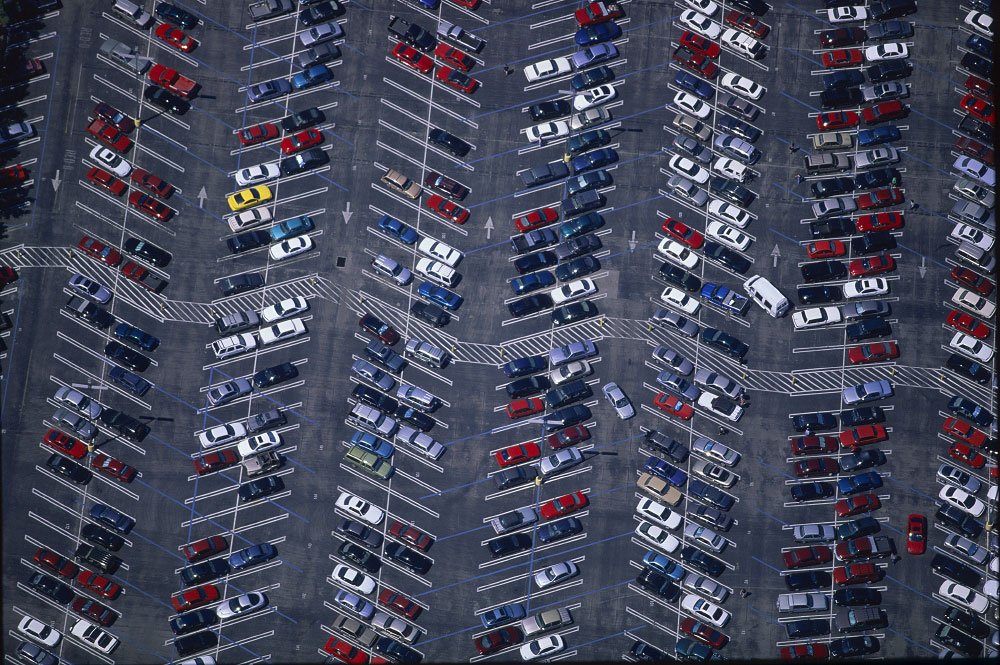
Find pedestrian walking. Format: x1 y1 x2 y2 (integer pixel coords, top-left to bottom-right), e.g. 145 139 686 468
503 65 513 76
804 427 812 436
718 426 729 436
908 200 918 210
795 173 803 184
739 588 748 598
788 143 798 153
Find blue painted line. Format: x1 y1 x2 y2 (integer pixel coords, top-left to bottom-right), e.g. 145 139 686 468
346 0 371 10
108 566 177 611
753 508 790 528
144 431 197 460
884 472 939 502
884 626 940 654
756 457 796 480
602 240 658 262
419 474 490 499
750 554 783 574
775 134 813 157
884 574 948 609
776 45 823 67
413 622 483 645
895 242 950 270
470 0 583 35
573 624 649 650
464 237 512 255
747 603 784 625
340 41 365 58
124 525 189 564
906 106 957 134
0 282 26 417
784 1 834 28
434 522 492 542
18 33 59 232
769 227 806 247
101 624 172 663
205 363 322 429
898 147 953 177
777 90 820 115
771 182 808 200
911 61 963 89
880 520 905 536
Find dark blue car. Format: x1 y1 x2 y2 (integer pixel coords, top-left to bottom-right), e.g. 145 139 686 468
837 471 882 495
417 282 463 310
113 323 159 351
502 355 547 379
350 430 395 458
511 270 556 295
644 455 687 486
575 20 621 45
560 212 604 239
673 70 714 100
108 366 151 397
229 542 277 570
378 215 418 244
857 126 900 147
947 396 993 427
571 147 618 174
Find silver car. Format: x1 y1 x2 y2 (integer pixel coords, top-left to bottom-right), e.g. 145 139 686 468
68 274 112 304
943 533 989 565
667 175 709 207
776 592 828 613
54 387 103 419
860 81 907 103
811 196 857 219
548 339 597 366
684 522 727 553
840 300 891 321
352 359 395 392
792 524 835 543
652 345 693 375
396 426 444 460
693 369 742 399
334 590 375 620
520 607 572 638
207 378 253 406
550 360 592 386
52 407 97 439
691 458 736 488
656 371 700 401
299 21 344 47
854 146 899 170
652 309 700 337
673 134 712 163
936 464 981 494
681 573 729 603
602 382 634 419
534 561 578 589
490 507 537 535
841 379 893 405
692 437 741 467
539 448 583 477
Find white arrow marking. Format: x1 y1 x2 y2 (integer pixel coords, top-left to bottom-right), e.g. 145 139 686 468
197 186 207 208
342 201 352 224
918 256 926 278
51 169 61 192
484 215 494 239
771 244 781 268
628 230 637 251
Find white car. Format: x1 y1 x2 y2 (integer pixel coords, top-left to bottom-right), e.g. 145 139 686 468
721 28 764 59
550 278 597 305
235 162 281 186
693 437 740 466
984 578 998 601
691 458 736 489
71 619 119 654
660 287 701 315
525 121 569 144
227 207 272 232
953 157 996 188
669 154 710 184
89 145 132 177
520 634 565 661
827 6 867 23
199 422 248 449
683 522 727 553
682 573 729 603
635 520 680 553
950 223 995 252
335 491 385 525
720 72 764 100
697 392 744 422
706 220 751 251
681 594 731 628
636 497 682 530
657 238 699 269
269 235 313 261
939 581 989 613
261 296 310 323
373 612 419 644
570 107 611 131
69 273 112 304
713 157 748 183
216 592 268 619
550 360 592 385
332 564 377 595
523 57 572 83
534 561 578 589
938 485 987 518
573 84 617 112
17 616 61 647
679 10 721 39
236 431 281 458
865 42 908 61
950 332 994 362
708 200 751 228
540 448 584 477
843 277 889 299
792 306 842 330
54 386 103 419
415 257 457 287
674 91 711 119
964 10 993 38
684 0 719 16
602 382 635 419
259 317 307 345
951 288 996 318
417 237 463 267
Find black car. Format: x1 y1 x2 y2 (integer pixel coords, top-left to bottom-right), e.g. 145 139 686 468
630 640 668 662
537 517 582 544
965 34 993 59
823 70 865 89
945 354 991 385
810 216 854 238
299 1 339 25
374 637 422 664
155 2 198 28
169 609 218 636
709 176 755 207
568 129 611 155
942 607 991 639
123 238 171 266
730 0 767 14
839 449 886 473
252 362 298 389
338 541 381 573
791 482 835 502
27 573 74 604
866 20 912 41
522 162 569 188
811 177 855 198
554 234 601 262
385 542 431 573
659 263 701 292
502 355 547 379
840 406 885 427
174 631 218 657
931 554 982 587
238 475 285 502
820 87 862 109
410 301 450 327
867 59 912 82
508 294 552 317
645 430 689 463
143 86 190 114
280 148 328 175
428 128 471 157
687 504 735 531
836 516 881 541
957 114 992 143
785 619 830 639
563 190 605 217
700 328 748 360
220 272 265 295
180 558 230 585
365 340 406 372
833 588 881 606
296 43 341 69
820 27 867 47
552 301 598 326
680 545 725 577
281 108 325 132
102 408 152 443
545 380 592 409
227 230 270 254
786 570 832 591
947 395 993 427
494 466 537 489
846 317 891 342
113 323 159 351
798 285 842 304
352 385 397 412
337 518 383 549
935 505 982 538
529 100 571 122
64 297 113 328
688 479 735 511
870 0 916 20
506 375 550 399
395 406 434 431
717 115 761 142
571 65 614 91
801 260 847 283
45 453 92 484
702 241 751 274
555 255 600 281
935 624 981 658
544 404 591 432
636 568 681 601
82 524 125 551
851 231 896 255
793 412 837 432
854 167 900 190
514 250 557 275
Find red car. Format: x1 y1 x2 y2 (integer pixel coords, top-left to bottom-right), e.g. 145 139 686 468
725 10 770 39
680 31 720 58
954 136 994 166
806 240 845 258
72 597 117 626
821 49 862 68
848 254 894 277
672 47 719 79
946 310 989 339
155 23 196 52
4 57 45 83
378 589 421 619
790 435 838 455
949 441 986 468
495 442 541 467
434 44 474 71
130 168 174 198
389 520 434 551
359 313 400 344
815 111 858 130
280 129 322 155
835 493 881 517
392 42 433 74
794 458 838 477
855 211 902 232
77 571 122 600
194 450 239 475
540 491 589 519
662 217 704 248
654 392 693 419
426 194 469 224
436 66 479 93
546 424 590 449
906 514 926 555
92 102 134 133
0 265 18 286
474 626 523 655
424 171 470 200
86 166 127 195
34 548 78 578
960 94 994 124
862 100 906 125
1 163 27 187
839 424 888 448
323 637 367 664
238 122 279 146
950 266 993 296
78 236 122 266
86 119 133 152
129 191 174 222
42 429 88 459
965 74 993 98
507 398 543 419
171 584 220 612
515 207 558 232
90 453 137 483
846 342 899 365
942 417 987 447
780 644 829 660
783 546 832 569
833 563 879 586
182 536 228 562
449 0 480 8
575 1 624 26
680 617 729 649
857 187 903 210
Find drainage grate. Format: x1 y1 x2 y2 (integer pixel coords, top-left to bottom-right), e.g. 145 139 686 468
336 257 346 267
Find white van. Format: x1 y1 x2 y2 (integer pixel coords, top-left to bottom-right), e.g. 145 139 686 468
112 0 154 28
743 275 789 318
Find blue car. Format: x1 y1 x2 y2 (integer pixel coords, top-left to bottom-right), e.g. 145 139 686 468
291 64 332 90
350 430 395 459
502 355 547 379
113 323 159 351
270 215 314 242
418 281 463 310
699 283 750 314
644 456 687 486
481 603 526 629
642 550 685 581
571 147 618 174
229 542 277 570
511 270 556 295
857 125 900 147
108 366 151 397
570 42 618 69
574 20 621 45
566 170 612 195
89 503 135 534
248 78 292 103
673 70 714 100
837 471 882 495
377 215 418 244
560 212 604 239
947 395 993 427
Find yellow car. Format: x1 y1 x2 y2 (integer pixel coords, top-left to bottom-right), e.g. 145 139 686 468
227 185 272 212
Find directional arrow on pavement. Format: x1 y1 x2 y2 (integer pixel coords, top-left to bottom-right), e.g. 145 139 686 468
342 201 353 224
771 244 781 268
628 230 637 251
918 256 926 278
484 215 494 239
51 170 61 192
197 186 207 208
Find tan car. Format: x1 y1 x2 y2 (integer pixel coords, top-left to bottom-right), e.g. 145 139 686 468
637 472 683 506
381 168 421 199
812 131 853 151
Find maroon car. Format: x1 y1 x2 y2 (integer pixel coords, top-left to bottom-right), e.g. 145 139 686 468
389 520 433 551
474 626 523 655
359 314 399 345
794 457 839 478
182 535 228 562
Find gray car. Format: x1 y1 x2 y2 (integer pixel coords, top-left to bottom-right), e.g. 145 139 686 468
54 387 103 419
656 371 700 400
672 134 712 163
520 607 573 638
667 175 709 207
811 196 857 219
943 533 990 565
295 42 341 69
652 309 700 337
490 507 537 534
207 378 253 406
693 369 742 399
860 81 907 103
299 21 344 47
840 300 891 321
854 146 899 170
793 524 836 543
602 382 635 419
692 437 741 467
713 134 759 165
352 359 395 392
247 78 291 102
68 274 112 304
841 379 893 405
52 407 97 439
652 345 693 375
548 339 597 366
936 464 981 494
776 592 828 613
